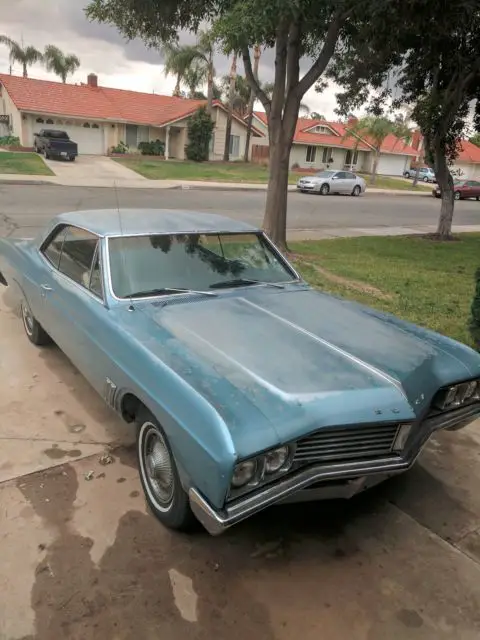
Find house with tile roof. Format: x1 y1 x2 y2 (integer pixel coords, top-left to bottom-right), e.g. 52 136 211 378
249 112 418 176
410 130 480 179
0 73 264 159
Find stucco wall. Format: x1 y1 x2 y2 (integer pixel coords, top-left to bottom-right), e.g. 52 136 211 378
289 144 368 171
0 85 22 142
452 162 480 180
210 108 248 160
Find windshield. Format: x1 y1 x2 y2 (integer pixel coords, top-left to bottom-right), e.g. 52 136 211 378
108 232 297 298
314 170 336 178
46 130 70 139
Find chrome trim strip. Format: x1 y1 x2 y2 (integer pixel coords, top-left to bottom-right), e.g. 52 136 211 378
189 405 480 535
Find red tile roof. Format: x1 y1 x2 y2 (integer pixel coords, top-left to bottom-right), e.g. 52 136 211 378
456 140 480 163
0 74 252 129
252 111 418 155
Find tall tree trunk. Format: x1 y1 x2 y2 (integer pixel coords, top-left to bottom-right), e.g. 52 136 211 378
412 166 420 186
434 143 455 238
173 76 181 97
370 150 379 185
244 45 261 162
263 137 292 250
22 63 27 78
223 53 237 162
206 52 214 115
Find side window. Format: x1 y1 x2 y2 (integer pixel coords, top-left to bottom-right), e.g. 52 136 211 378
344 172 355 179
89 247 103 299
42 226 67 268
335 171 347 179
58 227 99 288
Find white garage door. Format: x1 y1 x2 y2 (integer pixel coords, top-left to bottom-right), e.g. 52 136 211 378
32 119 105 155
377 154 408 176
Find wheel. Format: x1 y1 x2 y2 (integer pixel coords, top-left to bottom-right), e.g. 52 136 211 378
476 196 479 201
404 171 411 178
136 409 196 532
454 191 461 200
352 185 361 196
21 299 51 346
69 156 76 162
423 176 429 182
44 149 50 160
319 183 330 195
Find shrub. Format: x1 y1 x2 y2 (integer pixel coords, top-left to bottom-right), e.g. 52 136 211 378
186 107 214 162
138 139 165 156
470 267 480 350
110 141 129 154
291 162 300 170
0 135 21 147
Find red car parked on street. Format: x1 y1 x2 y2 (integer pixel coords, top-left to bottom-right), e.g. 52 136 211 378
432 179 480 200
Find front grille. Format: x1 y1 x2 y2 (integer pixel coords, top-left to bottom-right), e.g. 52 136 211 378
294 423 400 465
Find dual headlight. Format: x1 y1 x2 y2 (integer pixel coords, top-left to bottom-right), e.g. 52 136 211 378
231 445 293 489
435 379 480 411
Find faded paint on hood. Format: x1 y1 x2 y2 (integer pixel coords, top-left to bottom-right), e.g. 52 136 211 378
128 286 480 455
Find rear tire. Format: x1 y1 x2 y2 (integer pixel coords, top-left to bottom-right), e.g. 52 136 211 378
21 299 51 346
69 156 76 162
136 408 196 532
454 191 461 200
423 176 429 182
319 183 330 195
404 171 411 178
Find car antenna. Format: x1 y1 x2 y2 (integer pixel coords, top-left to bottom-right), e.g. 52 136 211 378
113 181 135 312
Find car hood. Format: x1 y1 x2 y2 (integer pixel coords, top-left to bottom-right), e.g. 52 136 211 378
128 287 480 455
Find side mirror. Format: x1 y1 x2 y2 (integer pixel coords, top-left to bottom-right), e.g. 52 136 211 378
331 176 337 180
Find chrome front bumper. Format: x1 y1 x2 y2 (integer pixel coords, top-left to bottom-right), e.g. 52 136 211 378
189 405 480 536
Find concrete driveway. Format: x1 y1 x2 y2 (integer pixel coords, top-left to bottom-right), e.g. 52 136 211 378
43 154 146 185
1 287 480 639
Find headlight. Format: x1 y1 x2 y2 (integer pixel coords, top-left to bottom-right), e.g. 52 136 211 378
264 446 290 474
231 459 257 487
435 380 480 410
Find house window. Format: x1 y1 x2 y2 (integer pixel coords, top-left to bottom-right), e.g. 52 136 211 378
83 122 91 128
229 134 240 157
322 147 333 163
345 150 359 165
315 126 330 134
36 118 44 123
306 146 317 163
46 119 54 124
209 132 215 154
92 123 99 129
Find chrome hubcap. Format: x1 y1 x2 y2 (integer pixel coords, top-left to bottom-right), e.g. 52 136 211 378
142 426 174 505
22 303 34 336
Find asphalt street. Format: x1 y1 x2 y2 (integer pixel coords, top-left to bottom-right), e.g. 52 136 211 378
0 183 479 238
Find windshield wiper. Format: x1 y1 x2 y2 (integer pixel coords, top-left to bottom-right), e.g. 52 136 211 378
209 278 285 290
126 287 217 299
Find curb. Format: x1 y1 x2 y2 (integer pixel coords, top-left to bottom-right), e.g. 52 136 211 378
0 179 57 186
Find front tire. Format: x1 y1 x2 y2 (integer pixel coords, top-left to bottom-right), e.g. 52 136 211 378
423 176 429 182
454 191 461 200
404 171 411 178
319 183 330 195
69 156 76 162
352 185 361 196
136 409 195 532
21 300 51 346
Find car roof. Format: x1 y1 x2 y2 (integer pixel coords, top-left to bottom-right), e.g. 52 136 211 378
54 209 259 237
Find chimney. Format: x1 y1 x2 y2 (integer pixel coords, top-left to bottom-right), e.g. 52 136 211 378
87 73 98 88
347 115 358 126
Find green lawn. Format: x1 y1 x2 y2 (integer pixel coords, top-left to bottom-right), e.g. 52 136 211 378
0 152 54 176
289 234 480 346
358 173 432 191
114 158 430 190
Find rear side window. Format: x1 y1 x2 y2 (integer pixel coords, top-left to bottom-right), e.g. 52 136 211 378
42 226 67 268
59 227 98 288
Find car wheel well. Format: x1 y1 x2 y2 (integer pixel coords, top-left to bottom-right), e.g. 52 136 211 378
121 393 145 423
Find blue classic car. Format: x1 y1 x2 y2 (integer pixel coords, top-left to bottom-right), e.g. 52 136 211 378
1 210 480 535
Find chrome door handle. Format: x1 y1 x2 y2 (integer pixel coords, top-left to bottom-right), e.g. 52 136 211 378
40 284 53 292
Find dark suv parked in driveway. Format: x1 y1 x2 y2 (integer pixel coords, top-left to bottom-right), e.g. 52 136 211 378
34 129 78 161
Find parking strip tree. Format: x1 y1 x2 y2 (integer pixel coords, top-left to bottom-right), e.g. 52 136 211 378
87 0 401 249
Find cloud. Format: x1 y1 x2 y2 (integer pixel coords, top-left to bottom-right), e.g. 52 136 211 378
0 0 341 119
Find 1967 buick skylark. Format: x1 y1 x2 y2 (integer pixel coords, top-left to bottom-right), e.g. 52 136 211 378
1 210 480 535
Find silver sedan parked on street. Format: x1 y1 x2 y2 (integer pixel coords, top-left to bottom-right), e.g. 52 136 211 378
297 170 367 196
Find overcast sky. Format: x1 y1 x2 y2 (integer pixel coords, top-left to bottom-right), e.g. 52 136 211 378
0 0 343 119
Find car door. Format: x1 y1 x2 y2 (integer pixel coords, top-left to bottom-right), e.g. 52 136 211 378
39 225 113 393
331 171 347 193
470 180 480 198
343 171 357 193
463 181 476 198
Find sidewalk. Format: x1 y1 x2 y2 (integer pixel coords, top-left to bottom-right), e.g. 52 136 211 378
287 224 480 241
0 172 431 196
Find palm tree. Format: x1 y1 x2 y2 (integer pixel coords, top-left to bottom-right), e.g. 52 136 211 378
344 115 412 186
0 37 42 78
310 112 326 120
183 61 208 99
162 43 198 97
189 30 216 114
221 73 251 116
244 44 261 161
262 81 309 113
43 45 80 83
223 52 237 162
